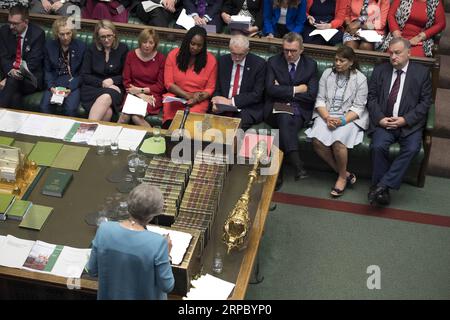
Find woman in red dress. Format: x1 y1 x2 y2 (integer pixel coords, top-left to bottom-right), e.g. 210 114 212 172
163 26 217 127
82 0 131 23
380 0 446 57
119 28 165 127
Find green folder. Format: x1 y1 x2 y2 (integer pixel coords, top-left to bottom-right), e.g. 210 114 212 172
0 193 15 213
6 200 32 221
0 136 15 146
19 205 53 230
51 145 89 171
28 142 64 166
12 141 35 157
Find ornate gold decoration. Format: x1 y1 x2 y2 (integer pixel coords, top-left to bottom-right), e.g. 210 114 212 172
223 140 268 254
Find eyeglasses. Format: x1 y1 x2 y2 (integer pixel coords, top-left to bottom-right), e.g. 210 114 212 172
283 49 299 54
99 34 115 40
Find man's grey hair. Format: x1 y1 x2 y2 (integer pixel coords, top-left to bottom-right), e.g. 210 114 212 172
127 184 164 224
389 37 411 50
229 34 250 50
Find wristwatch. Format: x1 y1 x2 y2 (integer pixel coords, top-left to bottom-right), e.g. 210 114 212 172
60 0 66 4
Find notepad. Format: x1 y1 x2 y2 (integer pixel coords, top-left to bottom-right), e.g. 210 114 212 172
19 205 53 230
51 145 89 171
28 141 64 166
5 200 32 221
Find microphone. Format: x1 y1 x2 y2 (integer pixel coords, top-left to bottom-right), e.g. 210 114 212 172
179 104 190 131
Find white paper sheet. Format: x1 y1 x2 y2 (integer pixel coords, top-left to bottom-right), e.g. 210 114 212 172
51 247 91 278
0 110 30 132
357 29 383 43
183 274 235 300
122 94 148 117
87 124 123 146
141 0 163 12
175 9 195 30
163 96 187 104
0 235 35 268
146 225 192 265
309 28 339 42
117 127 147 151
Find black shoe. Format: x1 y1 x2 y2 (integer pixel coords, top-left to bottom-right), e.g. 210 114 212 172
376 188 390 206
368 185 389 205
294 168 308 181
275 174 283 191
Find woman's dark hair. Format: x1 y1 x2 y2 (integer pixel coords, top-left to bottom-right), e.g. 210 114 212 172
334 46 359 72
176 25 208 73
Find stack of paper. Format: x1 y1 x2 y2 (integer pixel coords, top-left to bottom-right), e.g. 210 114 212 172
64 122 99 144
0 236 90 278
146 225 192 265
183 274 235 300
357 29 383 42
0 110 29 132
176 9 195 30
117 127 147 151
87 124 123 146
308 28 339 42
0 235 35 268
16 114 74 139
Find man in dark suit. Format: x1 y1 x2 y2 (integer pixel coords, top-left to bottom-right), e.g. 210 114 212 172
135 0 183 28
183 0 223 33
265 32 319 188
0 4 45 109
367 38 432 206
211 34 266 130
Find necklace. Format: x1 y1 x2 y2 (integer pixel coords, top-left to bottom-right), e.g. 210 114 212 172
335 73 349 88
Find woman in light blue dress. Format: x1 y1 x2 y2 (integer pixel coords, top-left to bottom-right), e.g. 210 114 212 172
306 46 368 197
87 184 174 300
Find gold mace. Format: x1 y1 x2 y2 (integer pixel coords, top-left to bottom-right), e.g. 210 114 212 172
223 140 268 254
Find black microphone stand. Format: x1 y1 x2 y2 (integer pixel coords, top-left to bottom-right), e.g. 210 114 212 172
179 104 190 132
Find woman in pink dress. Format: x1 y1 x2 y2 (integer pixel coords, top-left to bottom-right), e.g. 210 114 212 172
379 0 446 57
163 25 217 127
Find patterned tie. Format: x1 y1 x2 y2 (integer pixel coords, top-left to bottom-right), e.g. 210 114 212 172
231 64 241 97
197 0 206 17
289 63 296 82
13 35 22 69
386 69 403 117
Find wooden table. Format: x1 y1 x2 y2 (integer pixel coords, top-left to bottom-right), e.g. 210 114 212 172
0 111 281 299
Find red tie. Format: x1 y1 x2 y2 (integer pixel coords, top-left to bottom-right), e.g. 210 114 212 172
13 35 22 69
231 64 241 97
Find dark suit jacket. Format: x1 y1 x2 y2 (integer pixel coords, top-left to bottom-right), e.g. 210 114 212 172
265 53 319 121
0 23 45 88
214 52 266 121
43 38 86 91
222 0 263 30
183 0 223 18
367 61 432 137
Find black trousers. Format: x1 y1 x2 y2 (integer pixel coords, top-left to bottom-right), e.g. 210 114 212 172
0 77 38 109
135 6 177 28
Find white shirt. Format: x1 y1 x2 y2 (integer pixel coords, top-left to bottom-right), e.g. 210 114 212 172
389 62 409 117
228 57 246 106
278 7 288 25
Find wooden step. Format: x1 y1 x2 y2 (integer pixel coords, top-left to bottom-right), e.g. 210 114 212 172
427 137 450 178
434 88 450 139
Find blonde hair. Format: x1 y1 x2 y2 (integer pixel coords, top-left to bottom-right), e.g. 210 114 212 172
94 20 119 50
138 28 159 50
52 16 77 40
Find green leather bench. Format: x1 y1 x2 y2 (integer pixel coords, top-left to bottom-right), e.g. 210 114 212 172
17 25 433 187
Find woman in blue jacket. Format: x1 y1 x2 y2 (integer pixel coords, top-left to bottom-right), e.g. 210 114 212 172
263 0 307 37
40 16 86 116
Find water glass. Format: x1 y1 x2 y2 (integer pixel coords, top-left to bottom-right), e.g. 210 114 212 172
96 139 106 155
212 252 223 274
153 126 162 142
127 148 139 173
110 138 119 156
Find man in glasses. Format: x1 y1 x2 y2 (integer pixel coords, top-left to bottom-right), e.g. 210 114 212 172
265 32 319 189
211 34 266 130
0 4 45 109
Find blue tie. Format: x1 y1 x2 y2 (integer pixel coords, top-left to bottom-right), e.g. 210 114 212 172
289 63 296 82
